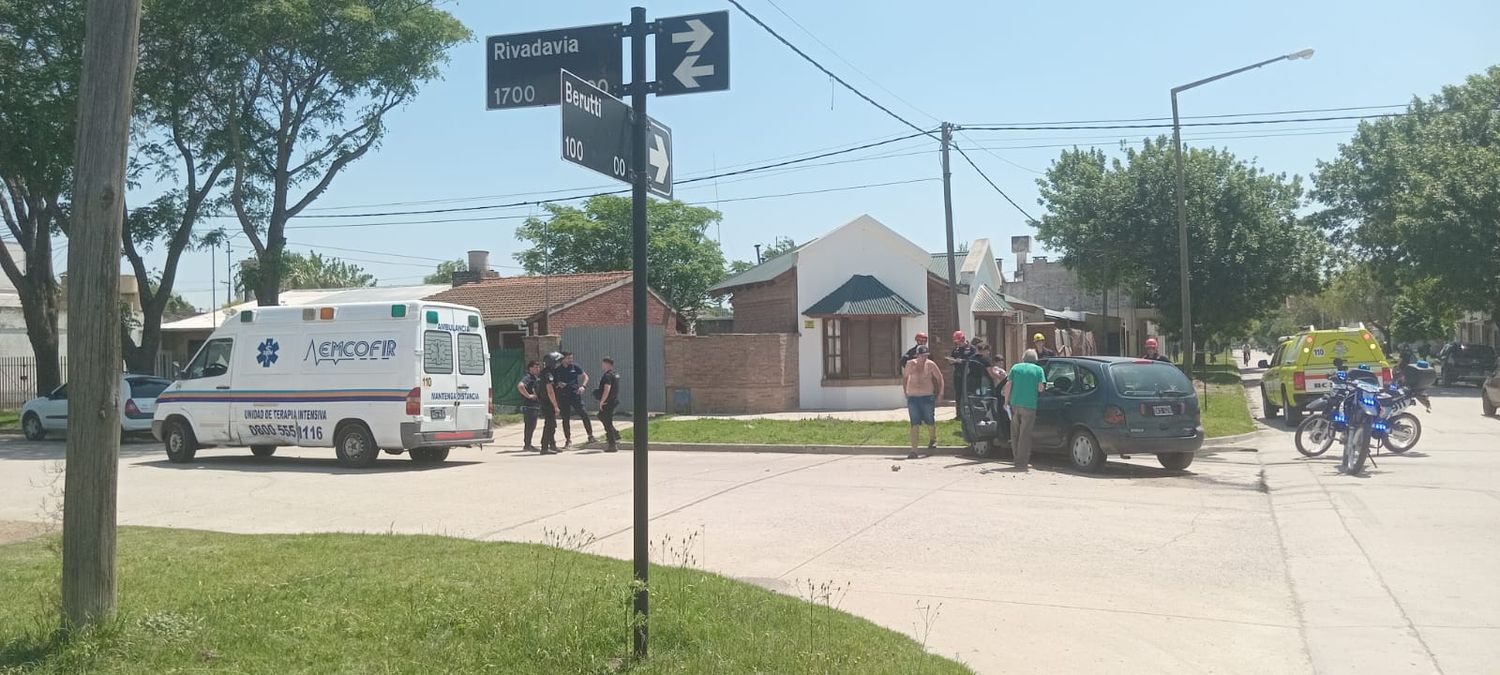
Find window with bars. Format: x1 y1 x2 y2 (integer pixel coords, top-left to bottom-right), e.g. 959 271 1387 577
823 317 901 380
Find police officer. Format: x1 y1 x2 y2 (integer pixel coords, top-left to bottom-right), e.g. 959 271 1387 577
555 351 596 446
539 351 564 454
516 360 543 453
595 357 621 452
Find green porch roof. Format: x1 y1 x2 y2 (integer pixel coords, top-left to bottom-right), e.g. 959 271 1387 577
803 275 922 316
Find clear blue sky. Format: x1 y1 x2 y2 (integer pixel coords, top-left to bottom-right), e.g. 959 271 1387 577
153 0 1499 310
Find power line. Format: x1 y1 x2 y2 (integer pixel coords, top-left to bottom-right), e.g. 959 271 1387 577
960 103 1407 127
958 112 1409 132
950 144 1036 222
688 177 935 205
724 0 936 138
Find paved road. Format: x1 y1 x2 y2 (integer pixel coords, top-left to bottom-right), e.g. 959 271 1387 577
1 375 1495 673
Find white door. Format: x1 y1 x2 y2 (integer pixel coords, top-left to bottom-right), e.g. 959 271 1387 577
419 327 459 434
454 330 491 432
37 385 69 431
177 337 235 443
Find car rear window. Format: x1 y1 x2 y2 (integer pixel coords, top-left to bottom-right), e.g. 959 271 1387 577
423 331 453 374
1464 345 1496 360
457 333 486 375
126 378 170 399
1111 363 1192 397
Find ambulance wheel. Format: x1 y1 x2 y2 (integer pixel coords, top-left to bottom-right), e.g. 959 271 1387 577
334 423 379 468
164 419 198 464
250 445 277 458
410 447 449 463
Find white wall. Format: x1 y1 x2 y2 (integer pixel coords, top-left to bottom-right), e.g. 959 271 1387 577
793 215 932 410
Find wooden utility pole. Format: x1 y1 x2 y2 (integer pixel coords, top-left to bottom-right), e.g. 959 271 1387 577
62 0 144 629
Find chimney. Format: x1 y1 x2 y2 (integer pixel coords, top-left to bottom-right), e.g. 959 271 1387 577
467 250 490 274
1010 235 1031 281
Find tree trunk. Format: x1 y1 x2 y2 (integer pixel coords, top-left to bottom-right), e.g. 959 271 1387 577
255 236 283 307
61 0 142 631
121 318 161 375
17 280 63 396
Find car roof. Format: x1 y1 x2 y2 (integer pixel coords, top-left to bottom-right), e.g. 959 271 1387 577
1045 356 1174 365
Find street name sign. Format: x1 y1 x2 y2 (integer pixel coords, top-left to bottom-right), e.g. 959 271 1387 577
654 11 730 96
560 70 673 198
486 23 621 109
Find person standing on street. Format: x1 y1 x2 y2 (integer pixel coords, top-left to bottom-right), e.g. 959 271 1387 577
947 330 977 405
556 351 596 447
539 352 564 454
1142 337 1170 362
516 361 543 453
1002 349 1046 471
595 357 621 452
902 346 945 459
900 332 929 369
1032 332 1057 358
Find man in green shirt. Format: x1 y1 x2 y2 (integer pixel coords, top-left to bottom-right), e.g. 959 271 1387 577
1002 349 1046 471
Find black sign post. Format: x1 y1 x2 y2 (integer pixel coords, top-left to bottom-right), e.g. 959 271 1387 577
655 11 730 96
486 23 622 109
626 6 652 658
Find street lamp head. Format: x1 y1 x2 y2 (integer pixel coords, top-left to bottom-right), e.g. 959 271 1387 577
1286 48 1315 61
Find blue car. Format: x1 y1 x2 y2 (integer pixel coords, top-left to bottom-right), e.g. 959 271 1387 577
1025 356 1205 472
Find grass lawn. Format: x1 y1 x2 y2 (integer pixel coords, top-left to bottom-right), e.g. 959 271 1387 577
0 528 969 674
627 417 965 446
1192 363 1255 438
0 409 16 431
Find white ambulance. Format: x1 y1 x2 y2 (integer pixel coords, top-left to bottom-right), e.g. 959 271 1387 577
152 301 493 467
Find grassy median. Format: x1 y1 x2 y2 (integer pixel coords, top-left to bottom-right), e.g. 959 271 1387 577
0 528 969 674
1191 362 1256 438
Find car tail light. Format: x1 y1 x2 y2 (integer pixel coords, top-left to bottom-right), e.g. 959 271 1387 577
124 399 140 416
405 387 421 416
487 388 494 415
1293 372 1307 391
1105 405 1126 425
1380 367 1391 384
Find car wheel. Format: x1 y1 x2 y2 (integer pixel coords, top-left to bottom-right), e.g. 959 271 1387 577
1261 386 1280 419
410 447 450 463
250 445 277 458
1484 391 1497 417
1283 387 1303 425
21 413 45 441
164 420 198 464
334 424 380 468
1157 452 1194 471
1068 430 1105 472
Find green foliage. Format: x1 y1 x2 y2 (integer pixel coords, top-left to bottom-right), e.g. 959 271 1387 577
1314 65 1500 327
237 251 374 292
423 259 467 284
514 196 728 318
0 528 968 674
1389 278 1457 344
1035 137 1325 343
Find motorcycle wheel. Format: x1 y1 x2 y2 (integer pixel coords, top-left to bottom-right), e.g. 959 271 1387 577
1342 425 1370 475
1383 413 1422 453
1295 417 1335 457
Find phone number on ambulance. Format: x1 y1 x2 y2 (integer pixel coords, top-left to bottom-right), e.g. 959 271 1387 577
246 424 324 440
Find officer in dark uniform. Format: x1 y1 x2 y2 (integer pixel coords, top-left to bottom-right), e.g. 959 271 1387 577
556 351 596 446
516 360 543 452
539 351 564 454
595 357 622 452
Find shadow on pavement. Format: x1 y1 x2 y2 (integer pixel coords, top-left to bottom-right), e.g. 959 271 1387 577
138 454 477 475
0 437 164 461
940 449 1265 489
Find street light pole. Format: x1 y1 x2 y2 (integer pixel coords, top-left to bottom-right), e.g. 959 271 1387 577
1170 48 1313 372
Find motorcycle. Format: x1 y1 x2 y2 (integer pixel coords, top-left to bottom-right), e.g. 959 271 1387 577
1295 362 1432 457
1338 380 1427 474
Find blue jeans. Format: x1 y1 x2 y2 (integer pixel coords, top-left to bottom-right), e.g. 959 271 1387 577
906 395 936 426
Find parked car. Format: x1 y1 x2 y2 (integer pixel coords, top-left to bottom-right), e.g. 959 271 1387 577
1438 342 1497 386
1026 356 1205 472
1259 328 1391 424
20 375 172 441
1483 365 1500 416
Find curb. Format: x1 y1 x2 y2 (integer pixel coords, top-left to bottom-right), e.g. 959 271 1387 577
1202 430 1265 447
623 442 968 456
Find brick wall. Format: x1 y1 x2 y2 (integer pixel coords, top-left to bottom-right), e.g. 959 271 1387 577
523 335 561 366
663 333 798 414
926 275 957 400
538 282 679 334
727 269 797 333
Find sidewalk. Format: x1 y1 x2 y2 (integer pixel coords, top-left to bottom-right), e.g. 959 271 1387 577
668 406 957 423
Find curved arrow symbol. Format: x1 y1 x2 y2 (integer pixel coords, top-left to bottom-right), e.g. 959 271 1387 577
648 132 670 185
672 18 713 53
673 54 715 89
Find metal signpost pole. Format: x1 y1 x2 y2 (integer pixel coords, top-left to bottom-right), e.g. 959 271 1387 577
627 5 651 658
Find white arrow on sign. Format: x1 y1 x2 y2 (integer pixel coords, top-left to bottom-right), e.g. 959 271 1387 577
672 54 715 89
672 18 713 53
648 132 670 184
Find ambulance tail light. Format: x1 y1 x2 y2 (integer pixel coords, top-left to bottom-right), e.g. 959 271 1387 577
405 387 421 416
487 388 494 415
1293 372 1306 392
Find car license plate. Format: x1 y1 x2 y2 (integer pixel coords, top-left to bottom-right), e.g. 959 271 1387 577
1153 405 1175 416
429 407 447 421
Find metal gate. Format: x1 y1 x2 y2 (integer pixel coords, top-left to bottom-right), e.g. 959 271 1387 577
490 347 525 411
560 325 665 412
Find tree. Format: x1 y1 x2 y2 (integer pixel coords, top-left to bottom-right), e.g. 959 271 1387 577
424 259 466 284
1313 66 1500 338
1034 137 1324 345
728 236 797 275
514 196 727 318
0 0 84 394
223 0 468 306
238 251 374 292
62 0 143 629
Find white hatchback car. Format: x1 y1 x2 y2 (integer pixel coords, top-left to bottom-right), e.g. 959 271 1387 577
20 375 172 440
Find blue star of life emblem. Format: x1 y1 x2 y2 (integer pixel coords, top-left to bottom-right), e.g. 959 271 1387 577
257 338 280 367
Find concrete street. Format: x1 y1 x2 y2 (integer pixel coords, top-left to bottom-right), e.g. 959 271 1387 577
1 368 1496 673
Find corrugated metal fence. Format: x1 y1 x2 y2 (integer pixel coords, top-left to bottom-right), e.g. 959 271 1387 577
559 325 665 412
0 354 176 408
